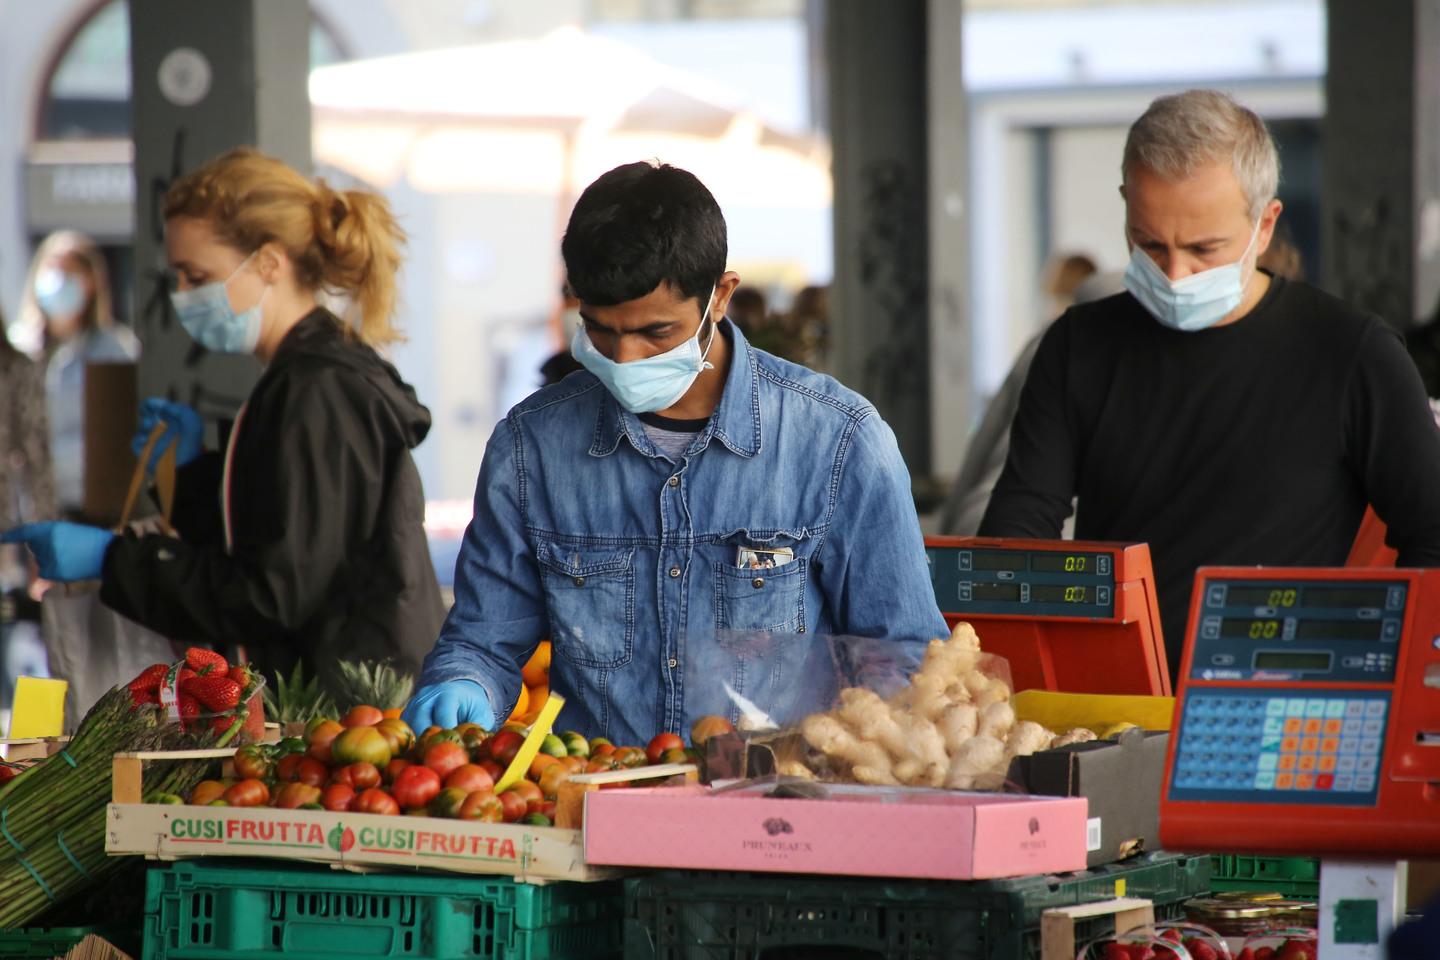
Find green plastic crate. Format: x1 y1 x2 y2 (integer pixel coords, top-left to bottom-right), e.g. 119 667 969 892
0 926 108 959
625 851 1213 960
142 859 623 960
1209 855 1320 898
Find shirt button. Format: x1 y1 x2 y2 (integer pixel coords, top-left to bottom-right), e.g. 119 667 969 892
668 475 680 488
669 566 681 578
668 658 678 668
752 578 765 589
572 576 585 587
798 626 806 634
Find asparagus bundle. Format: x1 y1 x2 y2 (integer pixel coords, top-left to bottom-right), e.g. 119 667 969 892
0 687 216 928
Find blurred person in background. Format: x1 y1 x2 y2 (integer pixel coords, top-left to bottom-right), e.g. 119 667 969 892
726 285 768 337
0 306 57 717
1041 253 1098 320
980 89 1440 678
540 284 586 386
2 149 443 694
13 231 139 519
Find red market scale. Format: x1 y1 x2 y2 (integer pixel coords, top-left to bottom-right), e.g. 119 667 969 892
1161 566 1440 958
924 537 1170 695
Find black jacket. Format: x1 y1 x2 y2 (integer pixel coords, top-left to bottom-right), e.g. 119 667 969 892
101 310 444 691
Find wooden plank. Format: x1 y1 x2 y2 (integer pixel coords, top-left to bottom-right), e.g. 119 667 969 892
113 749 237 760
112 756 144 805
566 762 697 785
1040 898 1154 960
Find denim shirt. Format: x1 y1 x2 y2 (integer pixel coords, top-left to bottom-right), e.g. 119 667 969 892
419 320 947 742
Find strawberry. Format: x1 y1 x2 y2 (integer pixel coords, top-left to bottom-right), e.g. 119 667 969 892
189 676 242 712
185 647 229 676
1160 929 1183 944
1186 940 1219 960
128 663 169 693
1236 950 1255 960
209 714 238 735
1103 944 1130 960
179 694 201 729
1255 949 1276 960
227 663 254 687
128 686 161 707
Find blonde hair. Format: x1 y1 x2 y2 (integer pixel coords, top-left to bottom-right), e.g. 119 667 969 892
16 230 116 350
164 148 406 346
1123 90 1280 220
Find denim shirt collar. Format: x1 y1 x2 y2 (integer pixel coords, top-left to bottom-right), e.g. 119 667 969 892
588 316 762 460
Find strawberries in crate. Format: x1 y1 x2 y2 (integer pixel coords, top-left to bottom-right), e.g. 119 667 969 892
188 676 242 712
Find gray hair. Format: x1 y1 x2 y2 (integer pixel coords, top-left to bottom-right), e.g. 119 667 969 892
1123 90 1280 219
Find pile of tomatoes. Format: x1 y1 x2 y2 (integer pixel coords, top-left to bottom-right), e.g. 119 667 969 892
172 705 735 827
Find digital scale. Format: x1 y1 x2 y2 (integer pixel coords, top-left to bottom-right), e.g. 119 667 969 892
1161 566 1440 958
924 537 1170 695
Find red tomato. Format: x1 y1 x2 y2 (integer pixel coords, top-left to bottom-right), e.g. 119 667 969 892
497 789 526 823
611 746 648 768
423 741 469 780
232 744 273 780
334 762 382 791
487 730 525 766
645 732 684 765
274 782 322 809
351 788 401 816
223 778 270 808
458 790 504 822
391 764 442 810
274 754 307 782
505 779 544 815
305 720 345 764
429 786 469 819
384 758 411 784
374 718 416 757
444 764 496 794
321 783 356 812
295 757 330 788
341 705 384 728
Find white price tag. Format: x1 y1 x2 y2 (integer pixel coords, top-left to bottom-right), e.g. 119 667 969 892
1086 817 1103 852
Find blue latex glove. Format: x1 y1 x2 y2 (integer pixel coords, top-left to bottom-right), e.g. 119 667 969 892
132 397 204 470
403 680 494 732
0 522 116 582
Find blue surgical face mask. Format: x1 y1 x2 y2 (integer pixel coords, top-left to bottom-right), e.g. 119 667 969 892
34 267 87 319
1123 218 1263 332
168 252 266 354
571 285 718 414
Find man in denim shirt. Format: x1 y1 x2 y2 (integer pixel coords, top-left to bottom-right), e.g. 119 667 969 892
406 162 947 743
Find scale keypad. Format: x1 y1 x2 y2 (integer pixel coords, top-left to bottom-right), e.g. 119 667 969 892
1173 694 1388 797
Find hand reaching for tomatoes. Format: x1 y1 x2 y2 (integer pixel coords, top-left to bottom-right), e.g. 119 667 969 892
403 680 494 733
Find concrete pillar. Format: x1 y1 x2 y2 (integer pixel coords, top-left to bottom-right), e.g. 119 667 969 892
826 0 931 479
128 0 311 418
1323 0 1440 329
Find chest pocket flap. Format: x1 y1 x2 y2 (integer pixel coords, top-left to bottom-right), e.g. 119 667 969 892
537 543 635 667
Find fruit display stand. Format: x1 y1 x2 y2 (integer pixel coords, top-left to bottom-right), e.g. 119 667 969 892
623 850 1211 959
0 736 70 761
141 857 624 960
105 747 612 882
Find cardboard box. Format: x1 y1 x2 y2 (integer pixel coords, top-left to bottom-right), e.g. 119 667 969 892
1008 729 1169 867
104 749 610 882
82 361 138 526
583 782 1088 880
105 802 607 882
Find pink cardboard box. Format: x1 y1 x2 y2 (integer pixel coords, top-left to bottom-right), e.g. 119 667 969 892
583 782 1088 880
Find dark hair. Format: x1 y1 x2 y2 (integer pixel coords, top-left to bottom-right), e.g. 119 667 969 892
561 161 727 307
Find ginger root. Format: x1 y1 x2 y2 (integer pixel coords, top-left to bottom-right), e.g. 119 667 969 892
1049 727 1099 749
1005 720 1055 759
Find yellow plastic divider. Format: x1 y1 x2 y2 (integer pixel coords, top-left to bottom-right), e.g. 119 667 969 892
1011 689 1177 733
495 693 565 792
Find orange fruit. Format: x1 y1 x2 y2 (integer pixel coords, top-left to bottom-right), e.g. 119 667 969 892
382 707 404 720
507 685 530 723
523 685 549 723
522 641 551 688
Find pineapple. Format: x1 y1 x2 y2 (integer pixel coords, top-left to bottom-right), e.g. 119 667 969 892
262 660 336 724
331 659 415 712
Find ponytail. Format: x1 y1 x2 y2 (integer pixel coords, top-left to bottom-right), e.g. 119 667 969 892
165 148 407 346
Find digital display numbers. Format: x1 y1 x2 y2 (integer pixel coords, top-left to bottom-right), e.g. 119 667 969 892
1031 584 1092 604
1030 553 1099 574
1222 619 1282 640
1226 585 1389 610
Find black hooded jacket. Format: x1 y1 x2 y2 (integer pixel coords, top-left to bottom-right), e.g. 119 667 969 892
101 310 444 689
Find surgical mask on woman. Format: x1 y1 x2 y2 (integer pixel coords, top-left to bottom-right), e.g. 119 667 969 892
1123 218 1263 332
571 285 718 413
168 251 267 354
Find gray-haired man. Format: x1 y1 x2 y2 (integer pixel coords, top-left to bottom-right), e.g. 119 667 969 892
980 89 1440 678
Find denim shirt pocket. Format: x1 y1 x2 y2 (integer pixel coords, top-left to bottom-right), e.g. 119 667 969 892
712 530 809 633
537 542 636 667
